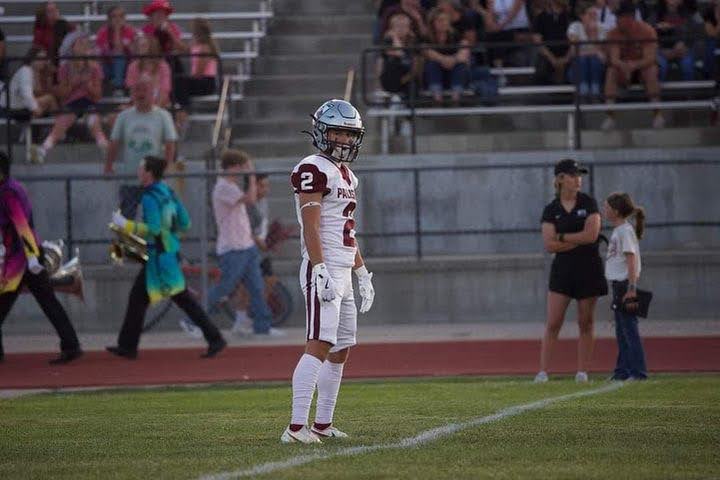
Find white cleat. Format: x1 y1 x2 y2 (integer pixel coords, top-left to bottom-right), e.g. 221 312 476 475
575 371 589 383
280 426 322 444
311 424 349 439
533 371 549 383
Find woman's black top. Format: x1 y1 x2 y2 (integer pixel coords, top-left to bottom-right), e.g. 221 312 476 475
541 192 601 260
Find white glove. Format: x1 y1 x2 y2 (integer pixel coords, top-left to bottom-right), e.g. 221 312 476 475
312 263 336 302
27 255 44 275
112 210 128 229
354 265 375 314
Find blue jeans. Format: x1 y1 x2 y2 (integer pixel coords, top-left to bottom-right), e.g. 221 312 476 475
207 247 272 334
569 56 605 95
103 57 128 89
704 38 717 79
611 281 648 380
424 61 469 95
657 52 695 81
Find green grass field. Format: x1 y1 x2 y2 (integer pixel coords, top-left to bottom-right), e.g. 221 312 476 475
1 375 719 479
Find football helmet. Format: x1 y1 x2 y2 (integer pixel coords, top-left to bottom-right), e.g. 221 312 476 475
308 99 365 163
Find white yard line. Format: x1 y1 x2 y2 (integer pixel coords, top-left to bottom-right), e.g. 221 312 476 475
199 382 625 480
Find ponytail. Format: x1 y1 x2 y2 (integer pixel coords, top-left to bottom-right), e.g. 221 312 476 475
606 192 646 240
633 206 645 240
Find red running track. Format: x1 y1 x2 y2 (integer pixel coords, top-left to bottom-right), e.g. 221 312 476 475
1 337 718 390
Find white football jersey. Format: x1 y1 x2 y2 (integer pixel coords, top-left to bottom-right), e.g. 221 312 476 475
291 154 359 268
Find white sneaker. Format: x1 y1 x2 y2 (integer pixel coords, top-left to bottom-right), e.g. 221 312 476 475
179 318 203 339
601 116 616 131
533 371 549 383
280 426 321 444
311 424 349 439
30 145 46 164
231 312 253 337
575 371 589 383
267 327 286 337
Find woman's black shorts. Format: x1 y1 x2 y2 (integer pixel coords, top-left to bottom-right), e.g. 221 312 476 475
549 255 608 299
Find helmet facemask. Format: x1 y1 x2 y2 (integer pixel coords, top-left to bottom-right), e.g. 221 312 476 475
321 125 364 163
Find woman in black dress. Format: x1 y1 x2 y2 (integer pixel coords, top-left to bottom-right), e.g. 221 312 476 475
535 159 607 383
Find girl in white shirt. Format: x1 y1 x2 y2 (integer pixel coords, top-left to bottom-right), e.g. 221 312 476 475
603 192 648 380
1 47 58 118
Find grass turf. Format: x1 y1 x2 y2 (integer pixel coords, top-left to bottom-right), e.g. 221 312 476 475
0 375 718 479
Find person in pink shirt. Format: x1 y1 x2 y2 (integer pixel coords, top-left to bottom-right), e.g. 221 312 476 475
31 32 108 164
174 17 220 131
96 6 137 91
202 149 278 336
125 35 172 109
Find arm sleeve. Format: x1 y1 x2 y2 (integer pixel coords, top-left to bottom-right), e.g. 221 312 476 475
620 228 639 255
290 163 330 195
19 68 39 111
110 111 125 141
160 108 178 142
540 203 555 224
174 196 191 234
5 194 40 259
124 195 158 239
214 181 244 207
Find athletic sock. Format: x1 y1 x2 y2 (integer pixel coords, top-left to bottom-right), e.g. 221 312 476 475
314 360 345 426
290 353 323 427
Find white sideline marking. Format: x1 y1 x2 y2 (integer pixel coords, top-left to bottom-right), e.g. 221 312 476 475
199 382 624 480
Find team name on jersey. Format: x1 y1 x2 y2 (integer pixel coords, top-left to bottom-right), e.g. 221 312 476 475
337 187 355 199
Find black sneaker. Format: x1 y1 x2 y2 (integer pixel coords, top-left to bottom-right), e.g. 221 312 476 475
202 338 227 358
49 349 83 365
106 345 138 360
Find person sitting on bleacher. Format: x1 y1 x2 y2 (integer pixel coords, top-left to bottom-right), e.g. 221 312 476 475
484 0 533 85
602 0 663 130
423 8 472 104
32 2 61 53
378 0 430 42
172 18 220 137
96 6 138 95
567 2 607 100
379 12 422 100
0 48 58 121
702 0 720 80
653 0 699 82
30 32 108 164
533 0 573 84
125 35 173 110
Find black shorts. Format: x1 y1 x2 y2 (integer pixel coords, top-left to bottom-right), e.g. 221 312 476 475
549 255 608 300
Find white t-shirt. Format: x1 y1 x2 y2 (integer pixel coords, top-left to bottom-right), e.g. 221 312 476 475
213 177 255 255
605 222 641 281
567 20 606 56
110 106 178 175
494 0 530 31
291 154 359 268
0 66 38 111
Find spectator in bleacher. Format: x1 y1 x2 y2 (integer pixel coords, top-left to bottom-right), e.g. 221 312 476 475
567 2 606 99
50 19 75 68
105 74 177 218
173 18 220 134
379 12 422 99
96 6 138 94
653 0 698 81
125 35 173 109
380 0 430 41
485 0 533 84
0 48 59 120
423 8 472 104
596 0 648 37
702 0 720 79
31 33 107 164
32 2 61 53
533 0 572 84
438 0 478 40
602 0 663 130
142 0 186 55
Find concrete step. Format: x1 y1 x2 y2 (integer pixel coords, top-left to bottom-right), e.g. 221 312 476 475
269 15 375 35
233 118 310 139
253 54 360 75
272 0 373 14
243 73 348 95
234 94 341 118
261 34 372 55
388 127 720 154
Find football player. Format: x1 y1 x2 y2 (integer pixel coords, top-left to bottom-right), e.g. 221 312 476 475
281 99 375 444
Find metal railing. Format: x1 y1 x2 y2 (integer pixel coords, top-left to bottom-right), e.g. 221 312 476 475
361 36 719 153
14 158 720 262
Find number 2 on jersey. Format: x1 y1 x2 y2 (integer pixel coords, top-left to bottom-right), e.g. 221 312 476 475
342 202 356 247
300 172 314 191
